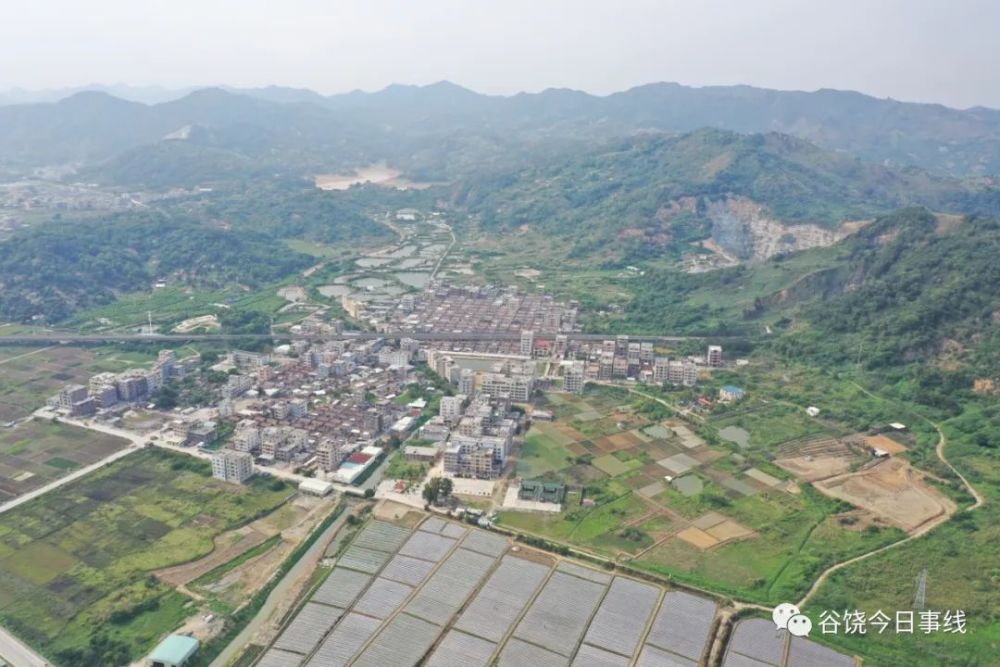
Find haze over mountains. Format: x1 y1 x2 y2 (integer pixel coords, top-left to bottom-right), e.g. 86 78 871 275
2 81 1000 179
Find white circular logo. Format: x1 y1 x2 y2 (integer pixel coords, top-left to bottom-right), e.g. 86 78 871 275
772 602 800 630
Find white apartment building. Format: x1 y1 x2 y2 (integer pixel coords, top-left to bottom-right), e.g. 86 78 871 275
211 450 255 484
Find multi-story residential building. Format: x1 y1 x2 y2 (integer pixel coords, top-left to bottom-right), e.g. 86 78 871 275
186 420 217 446
481 373 534 403
439 395 465 424
444 434 508 479
224 374 253 399
640 342 654 363
554 334 568 358
115 374 148 402
707 345 723 367
57 385 88 411
653 357 671 384
598 353 614 380
520 329 534 357
211 450 254 484
611 357 629 379
564 363 585 394
615 335 629 356
288 398 308 419
672 360 698 386
458 368 476 396
232 420 262 453
317 439 356 471
229 350 270 369
627 342 641 364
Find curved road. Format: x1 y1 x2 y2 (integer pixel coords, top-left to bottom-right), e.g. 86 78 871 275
797 384 985 608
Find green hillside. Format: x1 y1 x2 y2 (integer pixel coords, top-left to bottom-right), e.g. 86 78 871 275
456 130 999 264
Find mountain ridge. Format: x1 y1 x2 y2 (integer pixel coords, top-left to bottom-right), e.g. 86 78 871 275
2 81 1000 177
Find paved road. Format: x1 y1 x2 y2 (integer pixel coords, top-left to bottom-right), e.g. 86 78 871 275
209 507 353 667
0 625 49 667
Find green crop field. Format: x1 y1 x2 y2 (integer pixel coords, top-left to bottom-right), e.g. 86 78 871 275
0 418 131 501
0 448 293 665
502 378 913 607
517 425 575 478
0 345 159 422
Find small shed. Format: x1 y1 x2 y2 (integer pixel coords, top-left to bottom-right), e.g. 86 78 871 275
148 635 199 667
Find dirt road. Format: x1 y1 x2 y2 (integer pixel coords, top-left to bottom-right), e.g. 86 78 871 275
797 383 985 608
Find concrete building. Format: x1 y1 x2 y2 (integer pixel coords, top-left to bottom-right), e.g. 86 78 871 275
667 360 698 387
57 385 88 411
439 395 465 424
288 398 308 419
481 373 534 403
229 350 270 368
232 421 261 453
224 374 253 399
653 357 670 384
186 421 217 447
707 345 723 367
458 368 476 396
564 363 585 394
520 329 534 357
116 374 148 402
211 450 254 484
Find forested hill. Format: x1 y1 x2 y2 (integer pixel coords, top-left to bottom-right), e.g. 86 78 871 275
0 215 312 322
0 182 396 323
613 208 999 388
453 130 1000 263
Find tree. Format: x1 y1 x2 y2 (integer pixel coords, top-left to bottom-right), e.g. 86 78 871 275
438 478 453 500
422 478 441 505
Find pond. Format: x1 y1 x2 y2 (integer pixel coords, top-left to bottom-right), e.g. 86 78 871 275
719 425 750 449
393 272 432 288
356 257 393 268
317 285 351 298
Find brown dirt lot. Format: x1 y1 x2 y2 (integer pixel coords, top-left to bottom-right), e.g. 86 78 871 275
676 527 720 550
864 434 908 455
706 520 753 543
815 458 957 533
776 454 857 482
158 527 270 586
689 448 724 464
608 431 642 448
554 424 588 441
691 512 727 530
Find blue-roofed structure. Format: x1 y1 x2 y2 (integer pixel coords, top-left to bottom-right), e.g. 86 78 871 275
719 385 746 403
148 635 199 667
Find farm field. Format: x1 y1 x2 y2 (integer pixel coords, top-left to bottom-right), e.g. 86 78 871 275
0 418 131 501
0 345 159 422
500 383 909 604
0 447 294 664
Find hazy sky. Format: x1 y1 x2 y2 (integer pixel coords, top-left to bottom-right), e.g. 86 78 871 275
2 0 998 108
